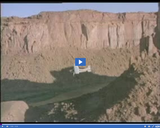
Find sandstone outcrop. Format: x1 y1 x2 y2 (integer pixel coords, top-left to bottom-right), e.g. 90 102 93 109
1 10 159 55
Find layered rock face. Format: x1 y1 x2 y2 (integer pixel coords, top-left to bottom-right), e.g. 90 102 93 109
158 3 160 48
158 3 160 30
1 10 159 55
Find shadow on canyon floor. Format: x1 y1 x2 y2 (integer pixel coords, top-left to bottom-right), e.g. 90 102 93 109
25 66 138 122
1 65 138 122
1 67 115 104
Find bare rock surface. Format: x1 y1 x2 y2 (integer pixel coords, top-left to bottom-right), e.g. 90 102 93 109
1 10 159 56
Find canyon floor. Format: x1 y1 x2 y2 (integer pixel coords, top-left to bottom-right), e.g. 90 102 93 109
1 46 160 122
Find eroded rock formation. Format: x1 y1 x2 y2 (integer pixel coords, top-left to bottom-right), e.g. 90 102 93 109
1 10 159 55
158 3 160 49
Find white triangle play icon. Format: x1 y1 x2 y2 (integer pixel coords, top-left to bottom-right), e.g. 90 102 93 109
79 60 82 64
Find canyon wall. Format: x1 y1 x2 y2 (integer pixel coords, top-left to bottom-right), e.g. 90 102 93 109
1 10 159 55
158 3 160 48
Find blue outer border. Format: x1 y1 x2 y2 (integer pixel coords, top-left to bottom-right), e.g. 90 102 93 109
1 124 160 128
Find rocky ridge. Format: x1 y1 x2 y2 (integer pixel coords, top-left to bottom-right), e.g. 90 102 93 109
1 10 159 56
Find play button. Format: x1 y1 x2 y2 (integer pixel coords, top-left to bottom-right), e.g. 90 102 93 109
79 60 82 64
75 58 86 66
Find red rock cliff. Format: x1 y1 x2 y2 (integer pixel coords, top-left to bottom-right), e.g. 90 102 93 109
1 10 159 55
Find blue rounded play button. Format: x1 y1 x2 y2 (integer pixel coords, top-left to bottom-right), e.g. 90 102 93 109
75 58 86 66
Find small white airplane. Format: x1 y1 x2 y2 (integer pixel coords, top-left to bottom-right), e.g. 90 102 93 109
73 64 91 76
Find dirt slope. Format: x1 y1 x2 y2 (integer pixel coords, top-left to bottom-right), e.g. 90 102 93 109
1 101 29 122
1 47 134 122
24 56 160 122
2 48 132 102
